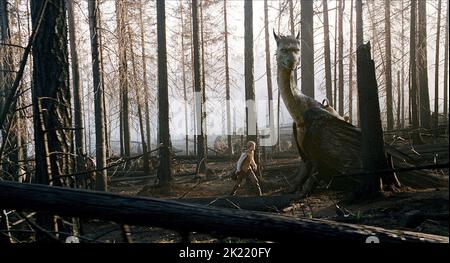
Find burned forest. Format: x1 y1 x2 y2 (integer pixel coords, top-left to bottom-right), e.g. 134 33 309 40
0 0 449 246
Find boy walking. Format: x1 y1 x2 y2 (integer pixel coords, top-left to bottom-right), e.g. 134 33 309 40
231 141 262 196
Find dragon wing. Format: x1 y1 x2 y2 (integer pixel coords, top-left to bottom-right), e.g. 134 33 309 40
302 107 363 182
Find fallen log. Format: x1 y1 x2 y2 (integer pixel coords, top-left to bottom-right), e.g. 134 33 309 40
110 175 157 183
0 181 447 243
108 171 148 177
175 194 302 212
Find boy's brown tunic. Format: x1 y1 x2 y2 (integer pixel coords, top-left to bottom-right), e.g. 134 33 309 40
231 150 262 196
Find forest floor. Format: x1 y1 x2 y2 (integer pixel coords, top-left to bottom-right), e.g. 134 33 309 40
81 156 449 243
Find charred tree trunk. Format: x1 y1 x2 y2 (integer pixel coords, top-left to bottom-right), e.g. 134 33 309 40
224 0 233 155
181 2 189 156
356 43 401 198
277 1 282 152
68 0 84 186
88 0 107 191
192 0 206 175
264 0 275 153
355 0 363 48
31 0 72 186
0 0 19 180
97 5 109 158
189 3 197 157
323 0 333 107
0 180 447 243
401 0 406 129
301 0 314 98
338 0 344 116
355 0 363 126
67 0 84 160
289 0 297 82
156 0 172 186
397 71 401 129
244 0 260 176
409 0 423 144
434 0 442 135
139 1 151 154
444 2 449 119
128 26 150 178
333 4 338 108
116 0 131 161
200 0 208 154
30 0 73 240
384 0 394 130
348 0 354 124
417 0 431 130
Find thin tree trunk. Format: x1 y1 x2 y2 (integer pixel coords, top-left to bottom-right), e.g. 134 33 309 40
323 0 333 107
289 0 295 35
355 0 363 126
244 0 260 174
189 3 197 157
264 0 275 152
397 71 401 129
289 0 297 83
97 2 109 158
417 0 431 130
349 0 354 124
67 0 84 160
434 0 442 135
14 0 27 183
401 0 405 128
156 0 172 186
444 0 449 119
277 0 282 152
333 2 338 109
0 0 19 180
200 0 207 154
301 0 314 98
139 2 151 155
384 0 394 130
192 0 206 174
116 0 131 160
338 0 344 116
181 1 189 156
128 26 150 177
0 0 9 113
88 0 107 191
409 0 423 144
119 91 124 156
224 0 233 155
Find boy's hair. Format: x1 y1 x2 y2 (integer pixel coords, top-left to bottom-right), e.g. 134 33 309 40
247 141 256 149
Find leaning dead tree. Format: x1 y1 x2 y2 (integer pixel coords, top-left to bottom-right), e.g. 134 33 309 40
0 181 447 243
